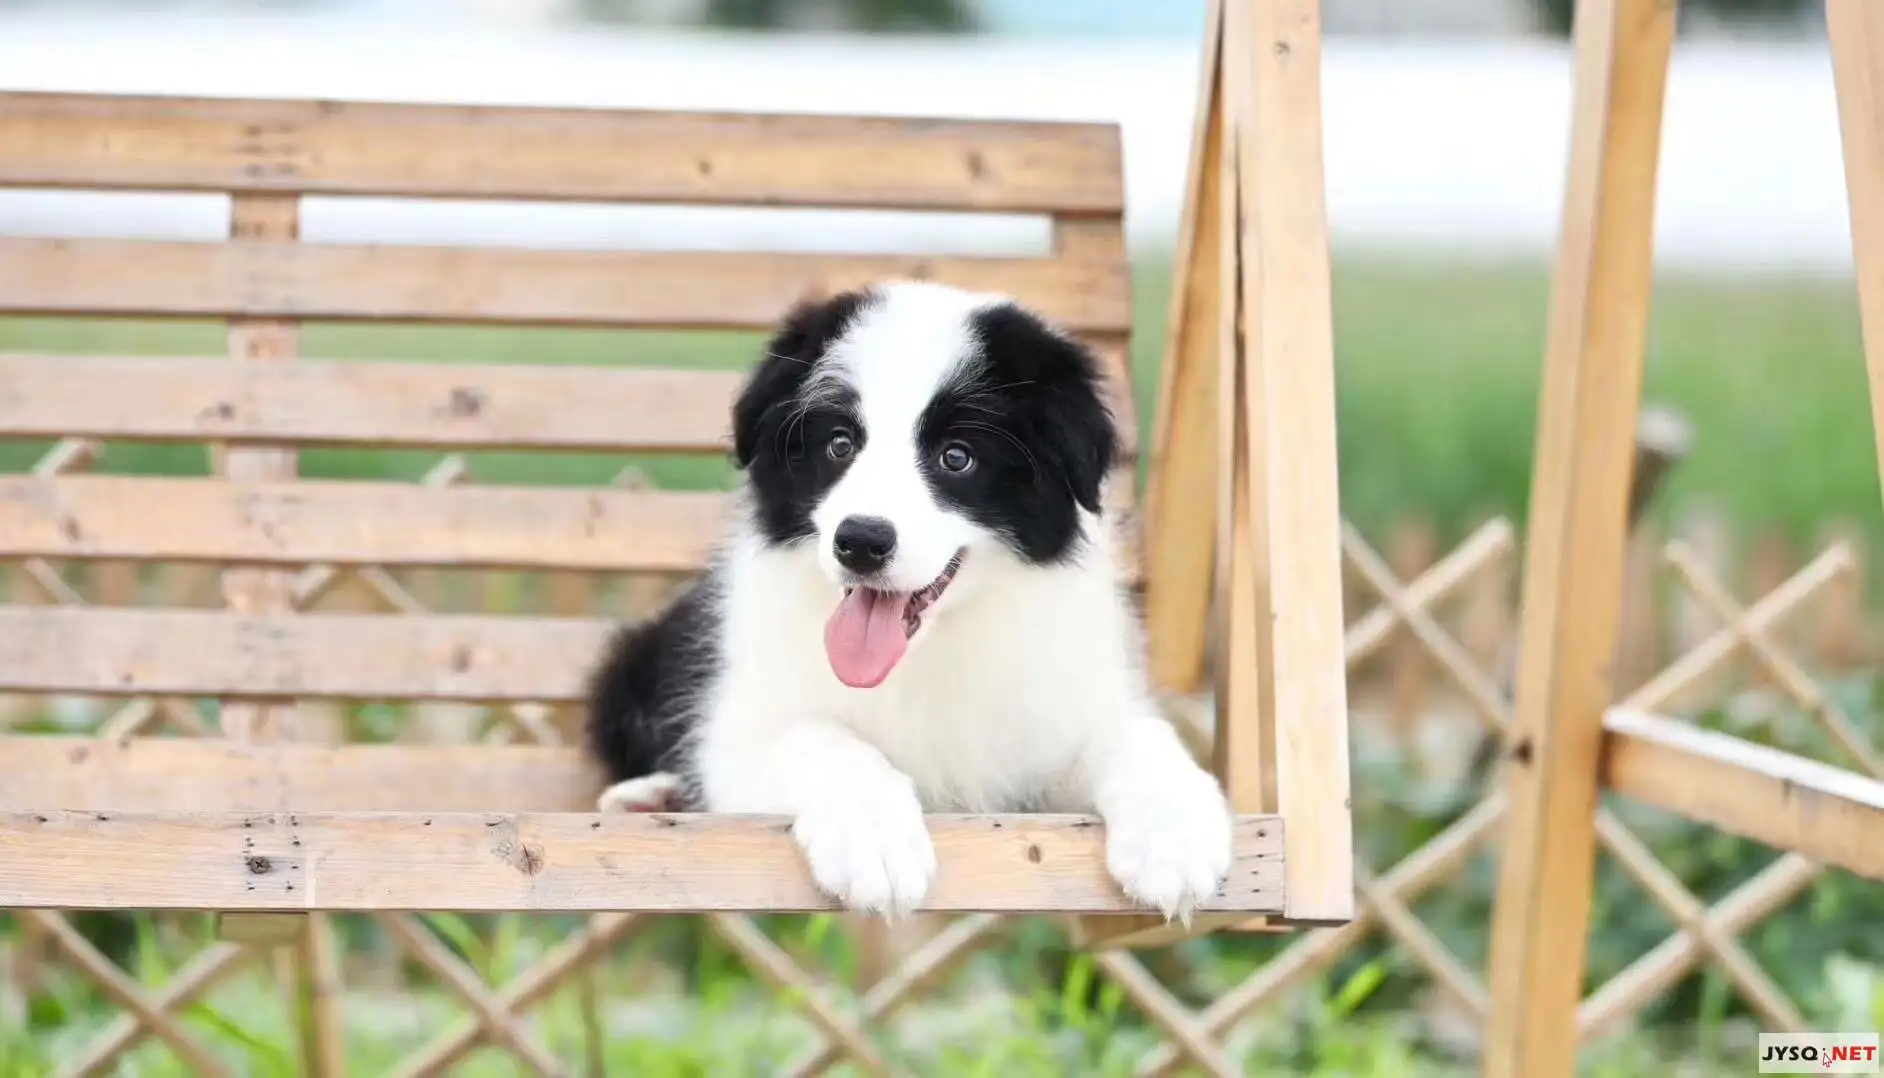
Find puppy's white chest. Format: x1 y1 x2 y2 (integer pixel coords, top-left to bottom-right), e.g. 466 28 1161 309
836 629 1092 812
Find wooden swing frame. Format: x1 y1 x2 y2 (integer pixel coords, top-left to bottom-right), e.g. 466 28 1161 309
0 0 1351 929
1480 1 1884 1075
0 4 1361 1072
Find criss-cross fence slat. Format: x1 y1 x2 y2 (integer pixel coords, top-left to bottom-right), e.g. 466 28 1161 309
58 939 254 1078
387 914 643 1078
1133 518 1515 1076
22 910 237 1078
1137 527 1881 1078
1342 523 1831 1034
1573 541 1884 1039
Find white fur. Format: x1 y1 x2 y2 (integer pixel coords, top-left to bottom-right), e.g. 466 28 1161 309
692 281 1234 920
809 281 997 593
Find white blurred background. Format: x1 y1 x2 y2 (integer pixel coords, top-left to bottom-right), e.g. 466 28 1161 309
0 0 1855 272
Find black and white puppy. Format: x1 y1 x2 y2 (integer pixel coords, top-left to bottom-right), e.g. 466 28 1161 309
585 280 1232 920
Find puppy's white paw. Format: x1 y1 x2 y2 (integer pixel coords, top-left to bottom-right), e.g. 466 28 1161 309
597 773 683 813
791 773 935 919
1101 766 1234 923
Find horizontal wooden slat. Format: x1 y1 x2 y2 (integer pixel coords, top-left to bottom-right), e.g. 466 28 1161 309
0 471 1141 572
0 354 1139 455
0 91 1124 213
0 239 1129 333
0 476 728 572
1601 707 1884 882
0 607 611 702
0 522 1132 691
0 737 605 813
0 810 1282 914
0 355 743 452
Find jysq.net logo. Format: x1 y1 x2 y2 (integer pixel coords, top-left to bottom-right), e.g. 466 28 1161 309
1759 1033 1880 1074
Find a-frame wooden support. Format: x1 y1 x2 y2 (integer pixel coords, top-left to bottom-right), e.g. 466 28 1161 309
1087 0 1355 949
1484 1 1884 1075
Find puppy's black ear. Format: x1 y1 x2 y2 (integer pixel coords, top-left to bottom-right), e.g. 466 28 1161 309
731 290 871 469
971 303 1120 515
1042 357 1120 515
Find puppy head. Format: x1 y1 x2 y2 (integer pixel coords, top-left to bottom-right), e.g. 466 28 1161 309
731 280 1119 688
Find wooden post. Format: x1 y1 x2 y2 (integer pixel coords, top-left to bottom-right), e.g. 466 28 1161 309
1214 0 1270 828
212 192 348 1078
1077 0 1259 951
1143 0 1226 698
1482 0 1675 1075
1082 0 1352 947
1616 407 1692 694
1227 0 1353 924
1830 0 1884 514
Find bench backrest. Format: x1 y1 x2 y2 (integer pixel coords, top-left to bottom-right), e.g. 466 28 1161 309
0 92 1138 808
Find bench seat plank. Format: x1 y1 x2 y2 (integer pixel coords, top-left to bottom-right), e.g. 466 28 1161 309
0 810 1283 914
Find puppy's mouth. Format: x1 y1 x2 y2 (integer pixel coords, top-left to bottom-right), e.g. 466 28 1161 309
823 550 965 690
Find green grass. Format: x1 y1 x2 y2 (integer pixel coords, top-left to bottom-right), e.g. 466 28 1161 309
1310 255 1880 551
0 910 1807 1077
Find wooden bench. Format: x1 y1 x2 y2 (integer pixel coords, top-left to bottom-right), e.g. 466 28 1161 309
0 89 1288 918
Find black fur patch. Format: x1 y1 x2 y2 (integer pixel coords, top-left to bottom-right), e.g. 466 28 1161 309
732 291 872 546
915 301 1119 564
583 578 716 803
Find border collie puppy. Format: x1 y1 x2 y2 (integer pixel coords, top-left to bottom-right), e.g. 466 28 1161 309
585 280 1232 921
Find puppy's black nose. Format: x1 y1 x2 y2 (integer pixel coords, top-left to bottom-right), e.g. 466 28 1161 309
833 516 897 573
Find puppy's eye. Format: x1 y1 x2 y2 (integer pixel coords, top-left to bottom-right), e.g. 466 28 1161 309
827 430 856 461
938 442 974 474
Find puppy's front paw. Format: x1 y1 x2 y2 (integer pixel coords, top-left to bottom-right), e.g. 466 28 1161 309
597 772 683 813
1101 766 1233 923
791 774 935 919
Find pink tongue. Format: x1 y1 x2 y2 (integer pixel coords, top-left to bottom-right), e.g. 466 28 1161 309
824 589 910 689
